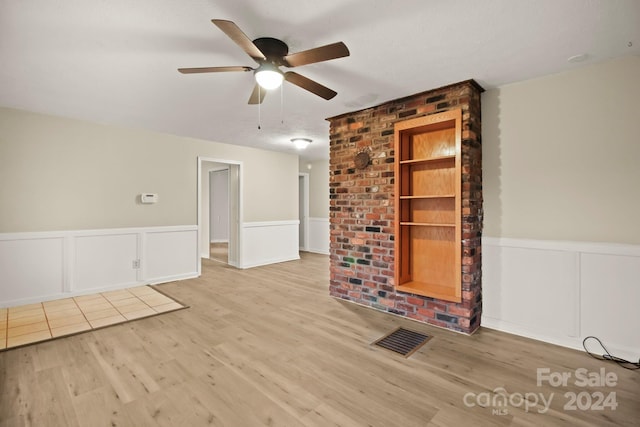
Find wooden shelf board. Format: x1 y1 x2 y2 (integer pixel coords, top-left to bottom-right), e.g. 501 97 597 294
400 222 455 227
396 281 461 303
399 194 456 200
399 155 455 165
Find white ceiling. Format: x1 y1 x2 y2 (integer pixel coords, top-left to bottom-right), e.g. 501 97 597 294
1 0 639 161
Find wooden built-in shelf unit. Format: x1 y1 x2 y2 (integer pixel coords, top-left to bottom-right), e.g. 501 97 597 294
394 109 462 302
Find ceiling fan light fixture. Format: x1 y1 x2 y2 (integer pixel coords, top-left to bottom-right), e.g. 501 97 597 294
255 63 283 90
291 138 312 149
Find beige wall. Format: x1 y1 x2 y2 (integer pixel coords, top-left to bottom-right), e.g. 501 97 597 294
0 108 298 232
482 55 640 244
300 158 329 219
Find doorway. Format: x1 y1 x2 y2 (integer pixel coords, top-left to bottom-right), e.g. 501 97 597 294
210 168 229 263
198 157 242 272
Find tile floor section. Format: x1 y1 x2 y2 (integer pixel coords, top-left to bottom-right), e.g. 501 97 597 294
0 286 184 350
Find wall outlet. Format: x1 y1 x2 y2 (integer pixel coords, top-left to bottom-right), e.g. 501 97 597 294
132 259 141 269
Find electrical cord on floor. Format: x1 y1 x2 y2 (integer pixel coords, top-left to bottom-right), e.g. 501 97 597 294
582 336 640 370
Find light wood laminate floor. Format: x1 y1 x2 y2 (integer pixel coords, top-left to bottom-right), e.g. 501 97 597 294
0 253 638 426
209 242 228 264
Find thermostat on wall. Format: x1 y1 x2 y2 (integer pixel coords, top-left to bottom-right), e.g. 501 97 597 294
140 193 158 204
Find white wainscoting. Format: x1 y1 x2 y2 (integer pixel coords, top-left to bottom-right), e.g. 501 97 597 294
482 237 640 362
241 221 300 268
308 217 329 255
0 225 198 307
0 234 66 304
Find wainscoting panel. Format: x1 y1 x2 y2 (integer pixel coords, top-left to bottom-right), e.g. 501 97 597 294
308 217 329 255
0 235 65 303
580 252 640 360
0 226 199 307
144 227 199 282
74 232 139 292
241 221 300 268
482 237 640 362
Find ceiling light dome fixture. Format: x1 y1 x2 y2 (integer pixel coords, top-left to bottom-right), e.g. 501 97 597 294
254 63 283 90
291 138 312 149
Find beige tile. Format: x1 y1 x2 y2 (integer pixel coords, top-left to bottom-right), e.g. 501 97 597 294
114 302 150 314
7 330 52 348
109 297 142 308
8 306 45 320
42 297 75 307
83 307 121 321
137 294 174 307
7 321 50 338
73 294 104 302
1 287 179 348
43 298 78 312
153 302 184 313
76 294 109 303
122 307 156 320
7 314 47 328
47 314 88 329
74 294 106 303
128 286 156 296
45 307 83 320
50 322 91 338
89 314 127 329
75 301 113 312
8 303 43 313
101 290 133 302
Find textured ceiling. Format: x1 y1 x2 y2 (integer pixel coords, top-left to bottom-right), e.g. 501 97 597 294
1 0 639 161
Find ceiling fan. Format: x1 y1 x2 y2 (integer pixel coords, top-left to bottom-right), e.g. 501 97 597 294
178 20 350 104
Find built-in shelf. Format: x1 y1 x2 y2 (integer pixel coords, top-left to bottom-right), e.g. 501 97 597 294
394 109 462 303
399 154 456 165
400 222 455 227
396 281 460 302
399 194 455 200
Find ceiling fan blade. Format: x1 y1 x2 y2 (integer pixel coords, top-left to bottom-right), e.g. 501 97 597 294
284 72 337 100
178 66 253 74
211 19 266 60
283 42 350 67
248 83 267 104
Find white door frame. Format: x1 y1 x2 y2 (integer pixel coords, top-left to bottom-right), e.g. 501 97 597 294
197 157 243 274
298 172 309 252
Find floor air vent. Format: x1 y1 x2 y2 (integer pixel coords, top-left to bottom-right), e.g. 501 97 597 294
372 327 431 357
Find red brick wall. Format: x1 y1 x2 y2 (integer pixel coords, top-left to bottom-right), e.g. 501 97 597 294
327 80 483 334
